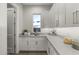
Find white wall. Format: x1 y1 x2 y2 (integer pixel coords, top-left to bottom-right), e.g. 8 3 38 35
23 5 51 32
0 3 7 55
10 3 23 53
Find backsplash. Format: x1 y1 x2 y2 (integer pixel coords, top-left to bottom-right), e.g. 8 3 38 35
41 28 53 33
55 27 79 41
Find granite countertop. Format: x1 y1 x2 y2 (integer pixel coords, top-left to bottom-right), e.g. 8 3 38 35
46 35 79 55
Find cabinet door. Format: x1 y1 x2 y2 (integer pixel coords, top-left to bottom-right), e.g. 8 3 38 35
47 41 51 55
20 37 48 51
36 37 47 51
65 3 77 25
28 37 37 51
50 45 54 55
49 43 53 55
19 37 23 50
19 37 29 51
47 41 58 55
47 47 50 55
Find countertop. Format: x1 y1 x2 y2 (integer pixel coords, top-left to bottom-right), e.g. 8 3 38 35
46 35 79 55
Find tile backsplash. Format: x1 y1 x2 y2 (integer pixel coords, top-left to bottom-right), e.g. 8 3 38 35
55 27 79 41
41 28 53 33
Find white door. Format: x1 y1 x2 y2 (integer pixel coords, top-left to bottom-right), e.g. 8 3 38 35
7 8 16 53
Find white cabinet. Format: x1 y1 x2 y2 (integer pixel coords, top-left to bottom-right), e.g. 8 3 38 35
35 37 48 51
49 3 66 27
49 3 79 27
28 37 37 51
47 41 51 55
65 4 74 25
64 3 79 26
19 36 47 51
47 41 58 55
54 3 66 27
19 37 29 50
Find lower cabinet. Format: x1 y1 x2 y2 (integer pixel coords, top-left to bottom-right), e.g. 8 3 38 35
19 36 48 51
47 41 58 55
28 37 37 51
19 36 59 55
19 37 29 50
36 37 48 51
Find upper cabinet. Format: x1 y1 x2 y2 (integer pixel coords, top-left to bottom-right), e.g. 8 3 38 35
65 4 76 26
48 4 56 28
49 3 66 27
65 3 79 27
49 3 79 27
55 3 65 27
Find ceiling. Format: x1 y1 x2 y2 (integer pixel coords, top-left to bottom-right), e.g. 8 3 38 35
22 3 53 6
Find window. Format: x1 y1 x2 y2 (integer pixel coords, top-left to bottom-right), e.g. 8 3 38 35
33 14 41 32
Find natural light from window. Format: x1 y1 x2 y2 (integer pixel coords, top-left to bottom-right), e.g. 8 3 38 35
33 14 41 32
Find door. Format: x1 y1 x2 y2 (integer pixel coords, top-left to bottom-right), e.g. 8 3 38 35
28 37 37 51
7 8 16 54
36 37 47 51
